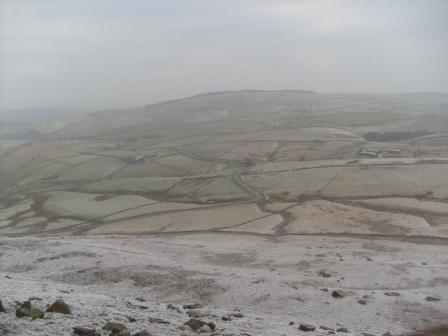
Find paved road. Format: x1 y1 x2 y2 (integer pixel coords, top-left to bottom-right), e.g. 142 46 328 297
231 168 266 203
176 147 264 203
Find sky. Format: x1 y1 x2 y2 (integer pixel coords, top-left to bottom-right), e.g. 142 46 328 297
0 0 447 111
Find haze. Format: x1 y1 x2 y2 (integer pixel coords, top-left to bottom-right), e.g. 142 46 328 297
1 0 448 111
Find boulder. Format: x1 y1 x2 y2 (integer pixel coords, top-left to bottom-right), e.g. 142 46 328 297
20 301 31 309
184 318 215 332
46 299 71 314
337 327 349 333
16 307 44 319
183 303 202 310
331 290 345 298
132 331 154 336
425 296 441 302
187 309 202 318
299 323 316 331
198 324 212 333
73 327 100 336
148 317 170 324
103 322 127 335
115 331 131 336
318 269 332 278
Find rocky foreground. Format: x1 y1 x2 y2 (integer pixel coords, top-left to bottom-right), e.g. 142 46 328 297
0 234 447 336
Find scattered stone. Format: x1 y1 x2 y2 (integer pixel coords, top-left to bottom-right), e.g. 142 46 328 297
148 317 170 324
232 312 244 318
187 309 202 318
198 324 212 333
425 296 441 302
336 327 349 333
384 292 400 297
358 299 368 305
20 301 31 309
115 331 131 336
331 290 345 298
0 300 5 313
28 297 43 301
167 303 181 312
132 331 153 336
73 326 100 336
222 315 231 321
320 326 333 331
103 322 127 335
16 306 44 319
135 297 145 302
46 299 71 314
289 321 295 326
126 316 136 323
184 318 215 332
318 269 332 278
183 303 202 310
299 323 316 331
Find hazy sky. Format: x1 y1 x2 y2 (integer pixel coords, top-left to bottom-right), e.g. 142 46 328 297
1 0 447 110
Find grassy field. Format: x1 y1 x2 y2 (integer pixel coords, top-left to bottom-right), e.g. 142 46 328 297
1 91 448 237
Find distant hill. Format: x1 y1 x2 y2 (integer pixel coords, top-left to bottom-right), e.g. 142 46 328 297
1 91 447 140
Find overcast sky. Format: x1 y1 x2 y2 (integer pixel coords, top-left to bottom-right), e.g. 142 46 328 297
1 0 447 110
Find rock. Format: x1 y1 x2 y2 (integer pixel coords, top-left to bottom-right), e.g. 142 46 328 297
289 321 295 326
103 322 127 335
115 331 131 336
183 303 202 310
187 309 202 318
73 327 100 336
126 316 136 323
46 298 71 314
167 303 181 312
184 318 215 332
425 296 441 302
0 300 5 313
132 331 153 336
231 312 244 318
318 269 332 278
320 326 333 331
185 318 204 331
28 297 43 301
20 301 31 309
337 327 349 333
198 324 212 333
222 315 231 321
384 292 400 297
299 323 316 331
331 290 345 298
358 299 368 305
16 307 44 319
148 317 170 324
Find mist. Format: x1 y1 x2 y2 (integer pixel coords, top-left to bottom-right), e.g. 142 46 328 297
1 0 447 111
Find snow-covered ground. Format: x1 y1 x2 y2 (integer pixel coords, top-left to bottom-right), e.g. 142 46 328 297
0 233 447 336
